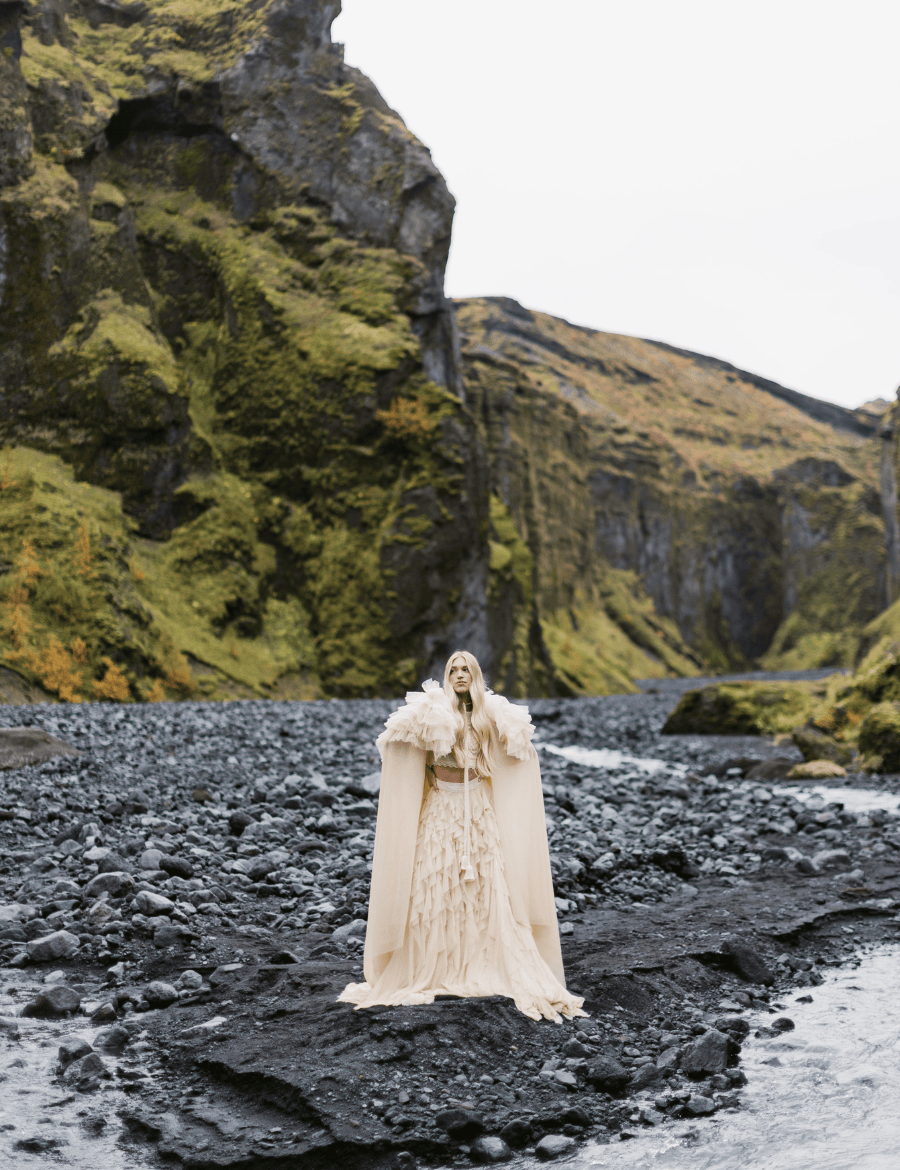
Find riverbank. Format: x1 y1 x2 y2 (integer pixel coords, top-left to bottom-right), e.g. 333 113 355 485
1 681 899 1167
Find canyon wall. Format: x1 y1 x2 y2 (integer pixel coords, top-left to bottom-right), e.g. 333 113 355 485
0 0 891 700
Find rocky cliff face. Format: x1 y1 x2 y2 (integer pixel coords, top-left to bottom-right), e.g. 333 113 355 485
0 0 497 698
0 0 891 701
457 298 886 677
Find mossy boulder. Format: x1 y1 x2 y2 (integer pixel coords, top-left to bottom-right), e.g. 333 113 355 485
858 702 900 774
791 722 855 766
661 682 817 736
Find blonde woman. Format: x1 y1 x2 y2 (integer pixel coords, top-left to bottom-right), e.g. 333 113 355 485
339 651 585 1022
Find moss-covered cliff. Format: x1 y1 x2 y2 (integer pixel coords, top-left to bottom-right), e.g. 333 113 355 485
0 0 890 701
457 297 886 677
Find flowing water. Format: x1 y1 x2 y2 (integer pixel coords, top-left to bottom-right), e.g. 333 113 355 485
566 946 900 1170
0 969 153 1168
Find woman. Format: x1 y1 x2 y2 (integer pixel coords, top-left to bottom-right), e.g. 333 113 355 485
339 651 585 1022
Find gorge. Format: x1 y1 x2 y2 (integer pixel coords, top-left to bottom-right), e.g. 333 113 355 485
0 0 896 702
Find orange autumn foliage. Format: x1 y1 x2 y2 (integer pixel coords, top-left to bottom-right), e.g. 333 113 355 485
93 657 130 701
28 637 83 702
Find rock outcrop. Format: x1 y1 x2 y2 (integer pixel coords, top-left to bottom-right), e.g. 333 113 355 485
457 297 885 677
0 0 892 699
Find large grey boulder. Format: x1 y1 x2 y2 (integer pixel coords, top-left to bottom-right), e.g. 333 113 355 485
680 1029 732 1076
26 930 80 962
721 937 775 985
0 727 79 770
83 871 135 900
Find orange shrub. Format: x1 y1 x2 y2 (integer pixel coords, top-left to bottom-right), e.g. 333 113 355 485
29 637 83 702
93 657 130 701
144 679 167 702
375 397 436 442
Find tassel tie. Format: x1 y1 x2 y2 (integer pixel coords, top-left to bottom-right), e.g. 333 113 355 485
461 763 476 882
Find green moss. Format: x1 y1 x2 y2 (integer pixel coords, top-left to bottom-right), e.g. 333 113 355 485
662 681 821 736
858 702 900 773
761 482 885 671
488 495 533 607
50 290 179 398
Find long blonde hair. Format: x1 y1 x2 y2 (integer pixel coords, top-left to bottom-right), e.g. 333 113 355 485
442 650 496 777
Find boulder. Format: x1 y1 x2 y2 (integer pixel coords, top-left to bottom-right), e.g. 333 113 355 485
21 985 81 1017
535 1134 576 1161
144 980 179 1008
792 723 854 766
586 1055 630 1092
228 811 255 836
812 848 852 870
63 1051 106 1084
745 758 798 781
158 854 194 879
83 871 135 899
97 853 132 875
26 930 80 962
656 1045 681 1072
0 903 38 924
499 1118 532 1149
132 891 173 916
629 1061 662 1089
139 848 164 871
0 727 79 770
247 857 276 882
685 1094 715 1115
332 918 367 940
58 1036 92 1067
470 1135 512 1164
721 937 775 985
680 1029 732 1076
858 703 900 773
434 1108 485 1141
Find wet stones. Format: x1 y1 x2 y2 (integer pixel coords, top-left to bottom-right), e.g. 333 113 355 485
535 1133 576 1161
26 929 80 962
63 1050 107 1085
59 1036 93 1066
470 1134 513 1163
720 937 775 985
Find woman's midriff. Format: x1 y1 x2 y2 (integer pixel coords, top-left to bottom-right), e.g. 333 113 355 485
431 764 485 785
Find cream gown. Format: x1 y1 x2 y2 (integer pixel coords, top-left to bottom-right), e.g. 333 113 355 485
339 712 585 1023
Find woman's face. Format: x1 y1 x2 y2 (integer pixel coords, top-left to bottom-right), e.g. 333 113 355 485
449 657 471 694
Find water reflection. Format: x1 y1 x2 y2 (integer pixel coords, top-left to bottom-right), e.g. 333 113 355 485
568 946 900 1170
1 968 153 1168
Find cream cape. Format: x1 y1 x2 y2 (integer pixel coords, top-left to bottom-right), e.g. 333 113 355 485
363 682 564 986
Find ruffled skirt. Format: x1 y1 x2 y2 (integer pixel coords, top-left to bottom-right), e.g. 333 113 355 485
339 779 586 1022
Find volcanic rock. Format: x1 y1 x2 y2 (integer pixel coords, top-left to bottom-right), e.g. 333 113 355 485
721 938 775 985
26 930 80 962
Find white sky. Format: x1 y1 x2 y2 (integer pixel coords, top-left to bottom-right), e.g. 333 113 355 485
333 0 900 411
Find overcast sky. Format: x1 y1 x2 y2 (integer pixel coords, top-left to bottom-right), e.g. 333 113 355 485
333 0 899 411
